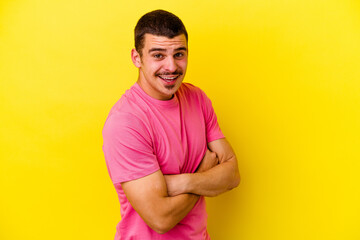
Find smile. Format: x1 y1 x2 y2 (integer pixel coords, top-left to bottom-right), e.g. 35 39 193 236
158 75 180 83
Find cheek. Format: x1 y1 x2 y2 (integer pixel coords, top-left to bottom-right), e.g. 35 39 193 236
178 59 188 69
179 64 188 73
143 66 158 77
148 63 162 75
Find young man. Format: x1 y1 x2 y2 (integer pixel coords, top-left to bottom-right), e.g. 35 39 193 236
102 10 240 240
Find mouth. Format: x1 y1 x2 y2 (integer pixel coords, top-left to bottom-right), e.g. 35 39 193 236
157 74 181 85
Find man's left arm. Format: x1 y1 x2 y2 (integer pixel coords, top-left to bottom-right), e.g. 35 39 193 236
165 138 240 197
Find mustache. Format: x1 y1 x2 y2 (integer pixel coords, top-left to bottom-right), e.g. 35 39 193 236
155 71 183 76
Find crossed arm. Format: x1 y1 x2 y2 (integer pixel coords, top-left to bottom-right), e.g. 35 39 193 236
121 138 240 234
164 138 240 197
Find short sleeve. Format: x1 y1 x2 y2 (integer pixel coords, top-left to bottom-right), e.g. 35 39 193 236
200 90 225 143
102 112 160 184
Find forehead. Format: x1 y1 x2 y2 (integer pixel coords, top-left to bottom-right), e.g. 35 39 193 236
143 34 187 50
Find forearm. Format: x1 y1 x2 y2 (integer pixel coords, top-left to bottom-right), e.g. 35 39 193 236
154 193 199 233
122 170 200 234
186 157 240 197
166 156 240 197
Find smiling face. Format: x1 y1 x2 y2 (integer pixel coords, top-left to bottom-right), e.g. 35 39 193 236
131 33 188 100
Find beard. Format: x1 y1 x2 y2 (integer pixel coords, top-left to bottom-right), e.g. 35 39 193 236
165 84 176 90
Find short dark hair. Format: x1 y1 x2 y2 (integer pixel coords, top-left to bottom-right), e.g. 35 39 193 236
134 9 188 56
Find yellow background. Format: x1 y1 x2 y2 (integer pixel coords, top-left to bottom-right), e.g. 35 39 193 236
1 0 359 239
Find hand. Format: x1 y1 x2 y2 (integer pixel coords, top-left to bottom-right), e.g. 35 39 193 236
164 149 219 197
164 174 187 197
196 149 219 173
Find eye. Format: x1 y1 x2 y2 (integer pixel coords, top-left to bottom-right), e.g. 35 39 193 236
174 52 184 58
153 54 164 59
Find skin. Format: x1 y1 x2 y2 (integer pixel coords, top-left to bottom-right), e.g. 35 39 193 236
131 34 188 100
121 150 219 234
122 33 240 234
164 138 240 197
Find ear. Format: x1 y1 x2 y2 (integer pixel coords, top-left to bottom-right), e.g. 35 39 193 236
131 48 141 68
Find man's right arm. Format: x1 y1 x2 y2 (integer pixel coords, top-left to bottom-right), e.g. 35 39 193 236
103 113 202 234
121 170 199 234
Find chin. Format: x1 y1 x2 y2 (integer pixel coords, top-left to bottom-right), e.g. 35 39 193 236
158 87 176 100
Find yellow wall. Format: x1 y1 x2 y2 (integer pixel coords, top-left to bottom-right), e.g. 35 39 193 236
1 0 359 239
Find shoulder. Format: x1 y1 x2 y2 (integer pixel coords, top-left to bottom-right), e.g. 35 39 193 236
103 88 150 138
177 82 208 100
107 86 142 116
179 82 204 93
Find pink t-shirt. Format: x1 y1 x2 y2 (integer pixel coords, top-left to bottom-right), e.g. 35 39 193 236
102 82 224 240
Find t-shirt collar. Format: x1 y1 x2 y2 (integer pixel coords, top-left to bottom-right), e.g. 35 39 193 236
133 82 179 108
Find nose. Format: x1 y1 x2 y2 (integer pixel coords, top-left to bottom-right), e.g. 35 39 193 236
164 56 178 73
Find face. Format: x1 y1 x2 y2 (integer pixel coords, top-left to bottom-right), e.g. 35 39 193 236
131 33 188 100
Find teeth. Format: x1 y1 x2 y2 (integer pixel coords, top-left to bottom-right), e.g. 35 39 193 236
160 75 178 80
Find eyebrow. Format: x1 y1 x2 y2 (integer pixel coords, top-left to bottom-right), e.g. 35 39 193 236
148 47 187 53
175 47 187 51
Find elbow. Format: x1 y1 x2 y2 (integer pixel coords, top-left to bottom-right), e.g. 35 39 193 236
207 170 241 198
145 211 177 234
234 174 241 188
230 171 241 190
226 156 241 190
140 199 182 234
151 218 175 234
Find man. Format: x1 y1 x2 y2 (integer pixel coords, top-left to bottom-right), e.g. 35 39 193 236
102 9 240 240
